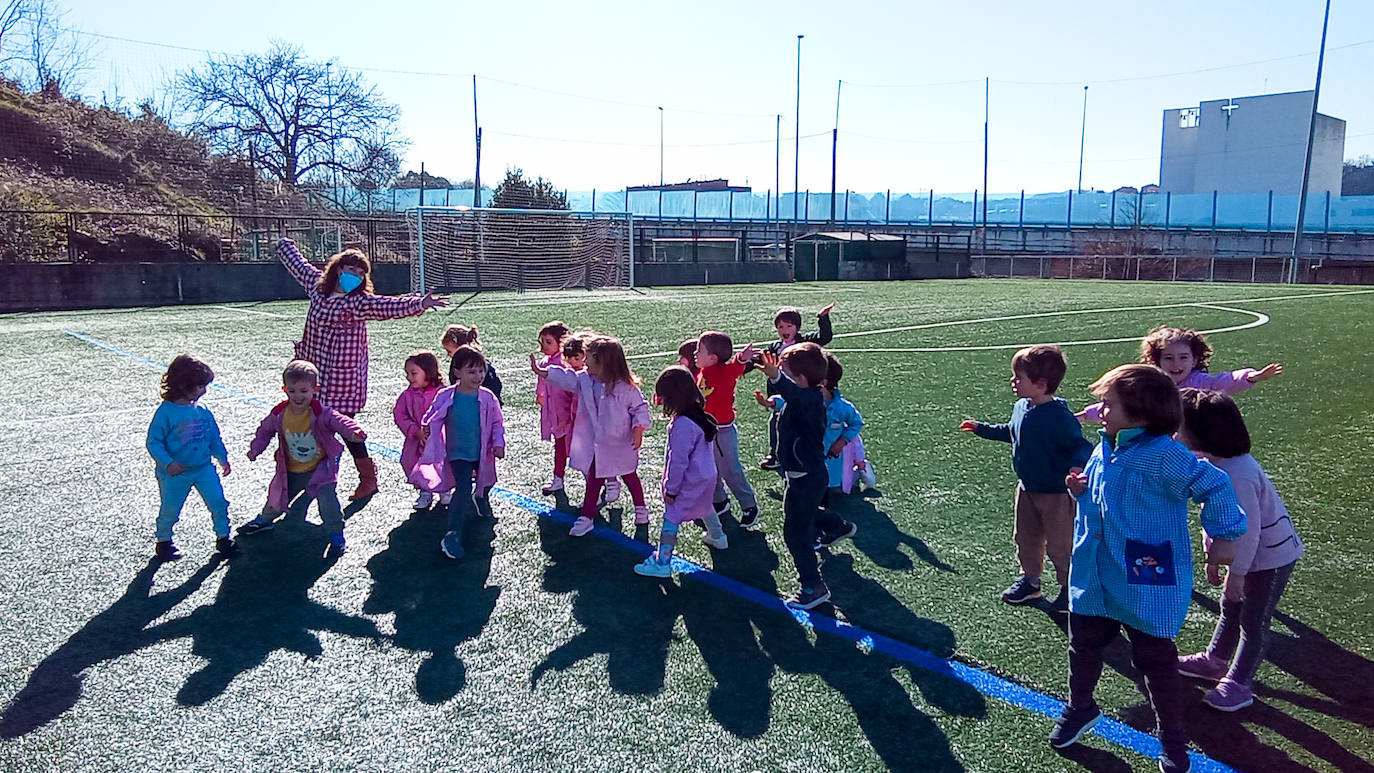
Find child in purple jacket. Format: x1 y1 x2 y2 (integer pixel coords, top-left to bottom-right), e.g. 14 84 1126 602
239 360 366 558
635 367 729 578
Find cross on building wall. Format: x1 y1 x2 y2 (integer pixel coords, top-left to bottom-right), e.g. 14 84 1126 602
1221 98 1239 128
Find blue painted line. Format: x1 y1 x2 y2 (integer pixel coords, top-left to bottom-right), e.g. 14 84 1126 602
65 328 1235 773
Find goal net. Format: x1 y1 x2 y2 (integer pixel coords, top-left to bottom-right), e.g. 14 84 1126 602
405 207 634 292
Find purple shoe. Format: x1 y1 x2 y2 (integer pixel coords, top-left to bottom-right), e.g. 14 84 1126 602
1203 678 1254 712
1177 651 1228 681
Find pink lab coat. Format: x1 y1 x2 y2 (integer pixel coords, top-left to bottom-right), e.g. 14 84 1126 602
408 386 505 493
542 365 651 479
249 399 363 512
393 385 441 477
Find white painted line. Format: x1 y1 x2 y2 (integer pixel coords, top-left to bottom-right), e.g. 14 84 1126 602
212 305 289 318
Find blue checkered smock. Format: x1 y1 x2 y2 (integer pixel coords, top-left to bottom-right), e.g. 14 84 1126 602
1069 428 1247 638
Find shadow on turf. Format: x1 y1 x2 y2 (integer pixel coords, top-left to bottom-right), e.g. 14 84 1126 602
0 557 221 738
529 506 983 772
363 504 500 704
829 489 958 574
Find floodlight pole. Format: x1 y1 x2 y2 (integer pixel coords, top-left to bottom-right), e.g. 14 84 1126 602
658 106 664 188
830 79 841 223
794 34 803 222
982 76 989 249
1077 85 1088 194
775 113 781 226
473 74 481 207
1291 0 1331 283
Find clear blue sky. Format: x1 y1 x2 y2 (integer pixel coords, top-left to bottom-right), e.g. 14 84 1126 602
63 0 1374 195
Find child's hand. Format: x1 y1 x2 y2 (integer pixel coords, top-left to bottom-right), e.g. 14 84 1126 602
827 438 846 458
247 450 258 463
420 426 430 443
420 290 449 310
166 462 187 476
1250 363 1283 382
536 394 545 406
760 351 781 379
1206 562 1223 587
819 302 835 316
632 426 644 450
348 430 367 444
958 420 978 433
1065 467 1087 496
663 493 676 504
493 446 505 459
736 342 757 364
1206 538 1236 567
529 353 547 376
219 459 232 476
1222 569 1245 602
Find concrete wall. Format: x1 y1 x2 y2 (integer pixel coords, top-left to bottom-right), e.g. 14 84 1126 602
632 261 790 287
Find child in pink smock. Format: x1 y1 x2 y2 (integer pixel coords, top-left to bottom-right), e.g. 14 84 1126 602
393 350 444 511
534 321 575 494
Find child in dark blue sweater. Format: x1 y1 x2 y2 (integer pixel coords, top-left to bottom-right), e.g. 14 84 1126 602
961 345 1093 610
760 343 854 611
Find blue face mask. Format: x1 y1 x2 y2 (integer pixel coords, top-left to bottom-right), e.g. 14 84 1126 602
338 273 363 293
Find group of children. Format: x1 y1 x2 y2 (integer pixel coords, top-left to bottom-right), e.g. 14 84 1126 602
144 286 1302 770
960 325 1297 772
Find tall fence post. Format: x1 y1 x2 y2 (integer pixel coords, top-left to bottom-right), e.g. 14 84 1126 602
1018 189 1024 229
591 188 597 213
1324 190 1331 234
1110 190 1117 228
1066 189 1073 230
843 190 850 222
885 189 891 223
805 190 810 221
728 190 734 222
972 190 979 228
1211 190 1218 232
1165 192 1172 230
928 190 934 225
1266 190 1273 235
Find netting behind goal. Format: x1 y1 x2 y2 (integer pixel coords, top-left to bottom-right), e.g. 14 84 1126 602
405 207 633 292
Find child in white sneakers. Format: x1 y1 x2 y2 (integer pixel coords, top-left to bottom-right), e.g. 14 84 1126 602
393 351 444 511
635 366 729 577
534 321 574 495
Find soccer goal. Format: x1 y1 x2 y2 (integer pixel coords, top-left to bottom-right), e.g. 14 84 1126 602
405 206 634 292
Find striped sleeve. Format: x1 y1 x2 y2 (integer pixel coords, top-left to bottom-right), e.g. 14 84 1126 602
277 238 321 291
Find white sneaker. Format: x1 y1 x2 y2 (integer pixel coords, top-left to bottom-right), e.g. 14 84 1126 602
859 461 877 489
634 505 650 525
569 516 595 537
702 530 729 550
413 491 434 510
542 476 565 495
634 554 672 578
439 491 453 506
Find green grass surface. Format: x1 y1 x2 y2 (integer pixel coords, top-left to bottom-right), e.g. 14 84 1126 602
1 279 1371 772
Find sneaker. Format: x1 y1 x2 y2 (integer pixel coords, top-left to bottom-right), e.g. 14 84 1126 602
701 530 729 550
739 506 761 531
1177 651 1229 681
1203 678 1254 712
236 517 276 536
784 585 832 610
439 492 453 506
569 516 595 537
815 521 857 550
1048 703 1102 748
542 476 565 495
634 554 673 578
325 531 347 558
600 480 622 505
633 505 650 525
1001 575 1043 605
413 491 434 510
1050 587 1069 613
154 540 182 561
712 499 731 518
760 455 780 471
858 461 877 489
215 536 239 556
440 530 465 560
1158 747 1192 773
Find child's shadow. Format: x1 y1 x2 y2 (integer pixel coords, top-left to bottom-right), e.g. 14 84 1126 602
832 490 957 574
529 516 678 696
0 557 220 738
363 508 501 704
154 519 383 706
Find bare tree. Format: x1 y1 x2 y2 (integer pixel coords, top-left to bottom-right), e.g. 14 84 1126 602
1 0 93 94
175 42 406 192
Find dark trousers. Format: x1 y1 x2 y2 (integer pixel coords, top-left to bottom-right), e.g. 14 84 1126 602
767 411 779 458
447 459 477 536
1068 613 1187 755
782 470 845 588
340 411 369 459
1208 560 1296 686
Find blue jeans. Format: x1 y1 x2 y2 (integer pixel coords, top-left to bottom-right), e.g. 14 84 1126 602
261 470 344 536
156 463 230 541
447 459 478 535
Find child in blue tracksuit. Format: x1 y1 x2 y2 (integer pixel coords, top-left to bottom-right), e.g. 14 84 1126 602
145 354 236 561
1049 364 1246 773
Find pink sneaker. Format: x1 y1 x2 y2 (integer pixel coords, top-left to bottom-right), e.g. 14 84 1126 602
569 516 595 537
1177 651 1228 681
634 505 650 525
1204 678 1254 712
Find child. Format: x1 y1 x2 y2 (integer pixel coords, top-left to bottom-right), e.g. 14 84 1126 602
759 345 855 611
634 366 730 577
757 303 835 470
694 331 761 528
239 360 367 558
531 334 651 536
409 345 506 559
819 353 875 496
535 321 574 494
1175 388 1304 712
1079 325 1281 423
677 338 699 376
393 351 444 511
1051 364 1246 773
442 324 504 404
145 354 235 561
959 345 1092 610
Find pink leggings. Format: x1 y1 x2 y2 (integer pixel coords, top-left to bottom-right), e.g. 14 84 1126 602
553 435 569 478
581 458 645 518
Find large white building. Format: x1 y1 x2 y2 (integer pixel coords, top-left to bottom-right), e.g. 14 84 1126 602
1159 91 1345 195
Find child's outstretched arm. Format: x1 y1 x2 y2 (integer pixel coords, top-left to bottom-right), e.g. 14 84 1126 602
277 237 322 290
529 353 549 378
803 304 835 345
959 418 1012 443
754 390 783 412
247 412 277 462
1076 402 1105 424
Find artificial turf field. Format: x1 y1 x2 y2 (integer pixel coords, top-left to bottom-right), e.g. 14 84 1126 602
1 278 1371 773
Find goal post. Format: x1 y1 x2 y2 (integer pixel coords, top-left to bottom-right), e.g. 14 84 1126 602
406 206 634 292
